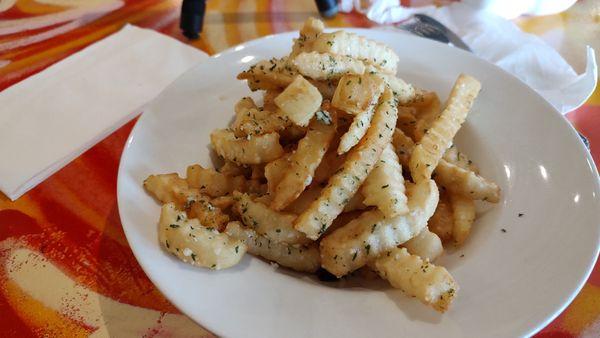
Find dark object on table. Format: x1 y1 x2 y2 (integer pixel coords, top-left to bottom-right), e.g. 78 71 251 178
315 0 338 18
180 0 206 40
396 14 472 52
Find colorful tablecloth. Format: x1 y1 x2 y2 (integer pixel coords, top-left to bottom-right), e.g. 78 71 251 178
0 1 598 336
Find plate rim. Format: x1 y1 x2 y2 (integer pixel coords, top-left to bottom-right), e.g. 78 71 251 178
117 29 600 337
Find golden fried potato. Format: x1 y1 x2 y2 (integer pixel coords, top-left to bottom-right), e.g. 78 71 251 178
188 195 230 232
237 58 296 91
271 111 337 210
361 144 409 217
392 127 415 167
411 91 441 142
275 75 323 127
284 185 322 214
210 129 284 165
319 179 439 277
234 96 258 115
403 229 444 262
312 30 399 74
375 72 417 105
210 195 235 210
396 106 418 139
409 74 481 182
443 144 479 173
292 52 365 80
187 164 240 197
372 247 458 312
313 148 346 184
262 90 281 111
427 191 454 242
143 173 194 207
294 88 398 240
264 154 290 195
219 161 249 177
233 192 310 245
225 222 320 273
232 107 290 137
343 191 367 212
449 193 476 245
159 203 246 270
332 74 384 116
289 16 324 58
435 159 500 203
391 129 498 203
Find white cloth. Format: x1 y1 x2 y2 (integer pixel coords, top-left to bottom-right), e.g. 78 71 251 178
0 25 208 200
339 0 597 115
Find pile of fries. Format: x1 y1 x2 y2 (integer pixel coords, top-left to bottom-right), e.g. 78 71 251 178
144 18 500 313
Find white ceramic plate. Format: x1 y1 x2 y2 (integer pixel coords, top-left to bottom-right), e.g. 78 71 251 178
117 29 600 338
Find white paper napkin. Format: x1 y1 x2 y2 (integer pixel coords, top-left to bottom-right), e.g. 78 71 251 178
0 25 208 200
340 0 597 115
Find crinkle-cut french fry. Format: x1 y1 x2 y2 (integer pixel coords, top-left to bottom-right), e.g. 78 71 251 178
409 74 481 182
313 148 346 184
284 185 322 214
144 173 194 207
332 74 384 116
403 228 443 262
233 192 310 245
427 190 454 242
435 159 500 203
371 71 417 105
449 192 476 245
320 179 439 277
234 96 258 115
271 111 337 210
289 17 324 58
159 203 246 270
187 164 245 197
292 52 365 80
188 195 231 232
309 78 338 100
372 247 458 312
219 161 249 177
232 107 290 137
312 30 399 74
343 191 367 212
391 129 498 203
443 144 479 174
225 222 320 273
362 144 409 217
263 90 281 111
211 129 284 165
336 105 376 154
264 154 290 195
294 88 398 240
275 75 323 127
210 195 235 210
396 106 418 140
410 91 441 142
392 127 415 167
237 58 297 91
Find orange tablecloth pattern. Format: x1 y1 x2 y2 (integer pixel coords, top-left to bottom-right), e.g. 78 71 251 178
0 0 598 336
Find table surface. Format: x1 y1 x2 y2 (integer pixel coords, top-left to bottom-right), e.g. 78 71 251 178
0 0 598 337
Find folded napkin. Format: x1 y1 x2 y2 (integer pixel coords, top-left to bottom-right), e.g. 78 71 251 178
340 0 597 115
0 25 208 200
